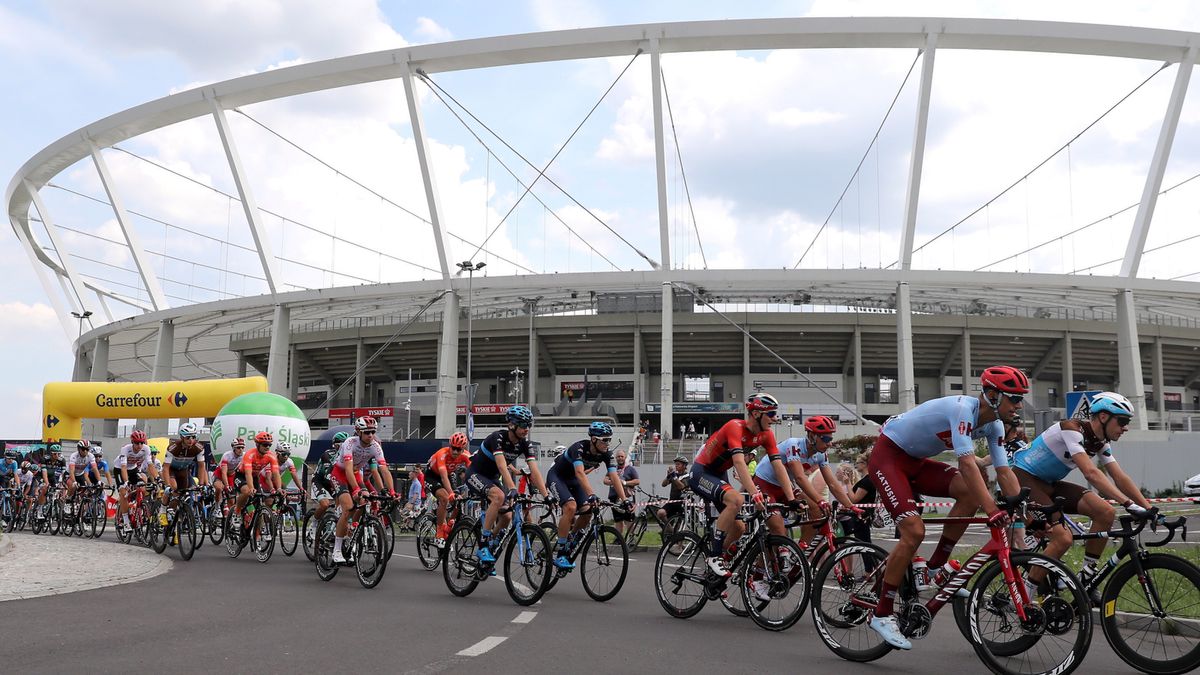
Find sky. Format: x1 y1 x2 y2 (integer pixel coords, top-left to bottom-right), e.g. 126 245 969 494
5 0 1200 437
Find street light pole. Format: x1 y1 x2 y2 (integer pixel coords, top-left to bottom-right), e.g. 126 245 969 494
457 260 486 439
519 295 542 408
70 310 93 341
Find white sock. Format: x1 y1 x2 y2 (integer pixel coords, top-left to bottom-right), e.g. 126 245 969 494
334 535 344 550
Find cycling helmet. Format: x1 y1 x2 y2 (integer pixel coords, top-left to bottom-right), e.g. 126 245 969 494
4 450 15 459
588 421 613 438
673 455 688 465
746 392 780 412
130 429 147 443
277 441 292 453
93 449 103 458
231 437 246 449
76 439 90 451
254 431 274 445
49 444 61 455
505 405 534 428
1089 392 1134 418
21 461 30 471
354 416 377 432
178 422 199 438
804 415 837 435
980 365 1030 394
150 448 159 455
276 446 291 459
449 432 468 449
332 431 350 444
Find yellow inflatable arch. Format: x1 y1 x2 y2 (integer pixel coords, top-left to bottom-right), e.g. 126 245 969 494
42 377 268 440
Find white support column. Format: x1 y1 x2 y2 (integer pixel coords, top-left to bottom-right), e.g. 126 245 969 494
289 344 300 400
1062 332 1074 410
961 329 973 395
90 336 109 382
743 327 752 402
210 100 281 293
661 282 674 440
896 283 916 410
651 39 671 270
633 329 642 421
266 304 291 395
355 340 367 407
1152 337 1166 425
528 309 538 408
72 347 91 383
25 182 94 330
435 293 461 436
150 319 174 437
1121 48 1197 278
11 216 74 337
237 353 248 379
402 65 453 281
852 327 863 416
898 33 938 271
89 144 168 310
1114 290 1148 429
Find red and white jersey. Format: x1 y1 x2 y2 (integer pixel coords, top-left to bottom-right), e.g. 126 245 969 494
67 451 97 474
334 436 386 470
116 443 152 472
219 450 243 477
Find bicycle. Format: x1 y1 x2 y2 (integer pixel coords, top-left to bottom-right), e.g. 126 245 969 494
541 499 630 602
981 508 1198 675
416 486 471 571
313 493 396 588
811 488 1092 675
73 483 109 539
153 485 204 560
115 481 157 546
655 500 811 632
275 488 304 557
623 488 681 551
0 486 24 532
224 490 278 562
442 494 552 606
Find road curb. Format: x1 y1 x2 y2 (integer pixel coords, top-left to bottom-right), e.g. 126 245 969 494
0 533 171 602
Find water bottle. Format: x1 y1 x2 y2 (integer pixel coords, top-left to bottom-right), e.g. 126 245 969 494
912 556 928 587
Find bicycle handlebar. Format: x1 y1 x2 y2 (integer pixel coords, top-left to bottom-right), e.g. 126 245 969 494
1142 515 1186 547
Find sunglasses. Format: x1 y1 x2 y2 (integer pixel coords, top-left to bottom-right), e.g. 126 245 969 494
1112 416 1131 428
513 423 533 430
360 430 377 435
818 435 834 443
764 410 777 418
1002 393 1024 404
596 437 613 443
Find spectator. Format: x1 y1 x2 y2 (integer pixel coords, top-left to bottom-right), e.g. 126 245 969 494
687 421 695 439
848 453 876 544
658 455 689 536
678 423 686 441
605 450 640 536
404 468 424 517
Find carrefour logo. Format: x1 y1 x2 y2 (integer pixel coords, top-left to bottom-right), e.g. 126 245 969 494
95 393 163 408
171 391 188 407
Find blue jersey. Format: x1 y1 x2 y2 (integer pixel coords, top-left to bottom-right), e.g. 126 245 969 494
96 460 109 474
0 459 17 477
754 437 826 487
881 395 1008 467
551 439 615 482
469 429 536 481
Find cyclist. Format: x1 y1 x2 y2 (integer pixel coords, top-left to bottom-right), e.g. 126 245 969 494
0 450 19 489
150 447 163 474
214 437 245 509
658 455 690 536
36 444 65 518
160 423 209 525
65 440 103 509
234 432 280 528
425 432 472 548
690 393 799 578
754 415 861 538
547 422 631 569
93 448 111 486
604 449 639 538
310 432 347 528
16 461 38 503
274 442 303 489
1008 391 1152 599
866 365 1026 650
114 430 158 529
330 417 397 564
464 405 550 564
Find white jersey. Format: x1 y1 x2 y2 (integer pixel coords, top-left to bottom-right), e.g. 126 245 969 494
68 451 97 474
218 450 244 477
17 470 34 487
334 436 386 470
116 443 152 472
1013 422 1116 483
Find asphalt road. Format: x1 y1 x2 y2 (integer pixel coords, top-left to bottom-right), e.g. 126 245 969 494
0 527 1184 674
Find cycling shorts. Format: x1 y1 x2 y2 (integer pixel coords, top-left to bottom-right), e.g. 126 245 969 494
867 433 958 522
547 472 586 505
1012 468 1093 515
687 463 733 513
752 476 789 505
309 480 332 503
465 467 499 497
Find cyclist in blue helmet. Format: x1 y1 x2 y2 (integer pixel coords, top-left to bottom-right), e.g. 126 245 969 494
544 420 629 569
1007 391 1151 601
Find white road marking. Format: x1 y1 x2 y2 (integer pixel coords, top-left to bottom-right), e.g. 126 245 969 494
511 611 537 624
457 636 507 657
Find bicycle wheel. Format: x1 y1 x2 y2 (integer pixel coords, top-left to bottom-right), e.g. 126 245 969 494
654 531 709 619
115 509 133 544
1100 553 1200 675
810 541 892 663
136 501 152 545
279 506 300 556
415 513 440 571
224 511 244 558
625 514 648 551
209 504 225 545
177 506 197 561
380 514 396 560
1 498 13 533
504 523 552 606
742 534 811 632
721 567 752 617
581 525 629 602
301 508 317 562
313 514 339 581
443 521 483 597
91 497 108 539
967 552 1091 675
355 519 389 589
151 505 168 554
49 500 63 535
252 510 275 563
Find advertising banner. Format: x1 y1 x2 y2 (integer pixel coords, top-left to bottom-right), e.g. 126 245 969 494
328 407 395 439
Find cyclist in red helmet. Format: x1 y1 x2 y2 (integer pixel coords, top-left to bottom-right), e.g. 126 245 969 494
424 431 472 548
689 392 802 578
864 364 1025 649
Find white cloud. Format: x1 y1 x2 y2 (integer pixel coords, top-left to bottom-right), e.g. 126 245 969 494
529 0 604 31
767 108 844 128
414 17 453 43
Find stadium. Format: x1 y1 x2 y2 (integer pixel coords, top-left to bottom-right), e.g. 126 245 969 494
7 17 1200 489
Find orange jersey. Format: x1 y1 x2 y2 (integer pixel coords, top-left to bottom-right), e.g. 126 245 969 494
427 447 471 478
695 419 780 474
241 449 279 476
